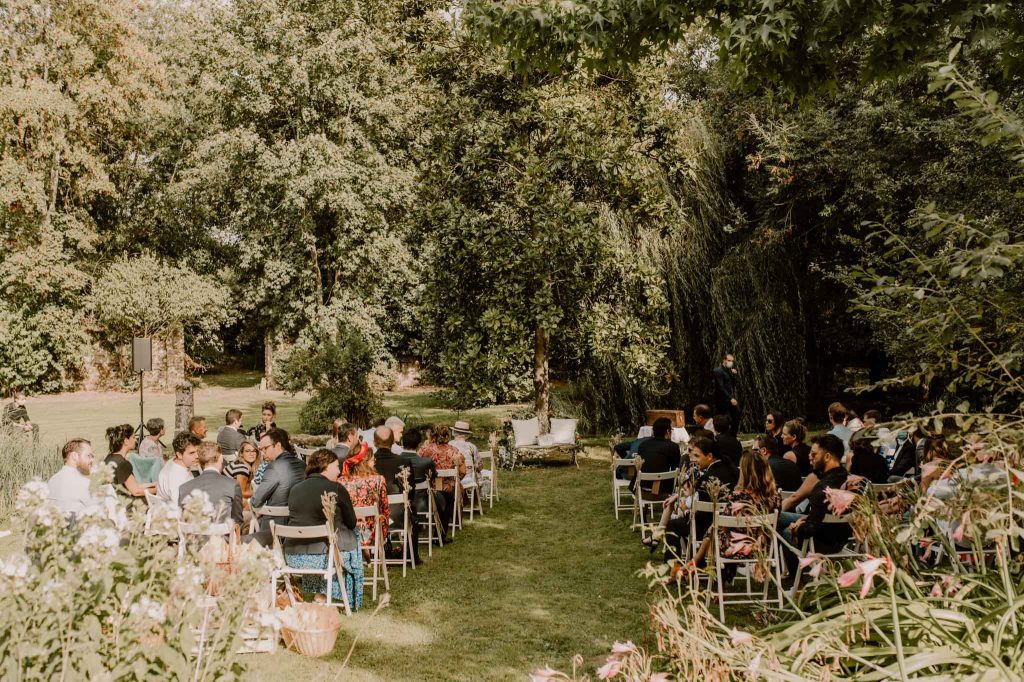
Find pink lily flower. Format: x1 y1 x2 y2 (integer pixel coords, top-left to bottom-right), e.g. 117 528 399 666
597 659 623 680
824 487 856 515
611 641 636 656
930 583 942 597
725 532 754 557
730 628 754 646
799 554 826 578
952 512 970 542
650 674 670 682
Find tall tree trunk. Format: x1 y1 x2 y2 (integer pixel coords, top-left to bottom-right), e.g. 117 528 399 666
534 322 550 433
263 331 276 390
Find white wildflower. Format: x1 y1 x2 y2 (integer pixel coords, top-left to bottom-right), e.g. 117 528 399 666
17 480 50 510
33 502 66 529
0 553 32 588
130 596 167 624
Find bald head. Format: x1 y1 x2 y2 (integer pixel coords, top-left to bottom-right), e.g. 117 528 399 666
373 426 394 449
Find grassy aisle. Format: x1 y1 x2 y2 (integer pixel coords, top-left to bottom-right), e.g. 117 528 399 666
257 460 651 681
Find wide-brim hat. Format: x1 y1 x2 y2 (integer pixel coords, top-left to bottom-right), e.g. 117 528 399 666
452 420 472 434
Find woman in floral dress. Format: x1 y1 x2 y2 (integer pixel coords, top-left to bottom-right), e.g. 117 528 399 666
419 425 466 538
340 442 390 551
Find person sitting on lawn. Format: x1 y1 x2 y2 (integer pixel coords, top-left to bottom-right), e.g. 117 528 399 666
47 438 96 518
104 424 156 502
684 451 780 575
158 431 201 505
3 389 38 441
284 448 362 607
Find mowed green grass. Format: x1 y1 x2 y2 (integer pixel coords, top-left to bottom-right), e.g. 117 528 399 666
253 461 651 681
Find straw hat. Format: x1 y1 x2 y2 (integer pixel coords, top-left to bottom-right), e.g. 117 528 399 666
452 420 472 435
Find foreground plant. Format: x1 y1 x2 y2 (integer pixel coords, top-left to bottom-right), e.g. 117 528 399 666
0 470 274 679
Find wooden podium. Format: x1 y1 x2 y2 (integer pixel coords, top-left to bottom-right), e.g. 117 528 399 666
645 409 686 427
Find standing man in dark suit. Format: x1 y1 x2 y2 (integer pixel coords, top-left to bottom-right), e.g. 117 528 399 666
712 353 740 436
251 428 304 530
178 443 243 533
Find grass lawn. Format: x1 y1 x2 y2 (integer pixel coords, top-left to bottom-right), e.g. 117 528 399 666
254 460 652 681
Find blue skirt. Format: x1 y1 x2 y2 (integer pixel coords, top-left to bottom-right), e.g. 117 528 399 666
285 549 364 611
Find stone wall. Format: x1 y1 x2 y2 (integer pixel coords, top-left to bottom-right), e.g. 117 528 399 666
79 325 186 392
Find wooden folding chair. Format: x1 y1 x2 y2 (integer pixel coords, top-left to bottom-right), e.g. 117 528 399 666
355 505 390 601
786 514 866 595
415 480 443 556
177 521 236 560
385 490 415 577
711 511 783 620
436 468 462 536
478 450 498 508
633 468 678 541
249 505 289 533
293 446 316 460
461 457 484 521
612 457 636 519
269 521 352 615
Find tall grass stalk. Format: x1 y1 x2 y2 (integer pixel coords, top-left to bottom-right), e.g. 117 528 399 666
0 432 59 523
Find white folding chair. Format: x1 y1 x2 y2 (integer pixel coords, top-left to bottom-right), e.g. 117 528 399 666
177 521 236 560
269 521 352 615
354 505 390 601
633 468 678 541
144 491 163 535
612 457 637 519
461 457 484 521
711 511 783 620
294 446 316 460
415 480 442 557
249 505 290 534
787 514 866 595
436 469 462 536
385 491 414 577
478 450 498 508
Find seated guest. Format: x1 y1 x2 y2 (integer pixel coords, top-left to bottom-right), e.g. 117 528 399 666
178 443 243 531
450 420 479 472
919 436 952 492
846 409 865 432
757 435 801 492
331 422 360 463
692 404 715 435
225 441 261 506
248 401 277 442
384 416 406 455
687 451 780 571
862 409 882 429
890 427 927 479
251 428 305 529
105 424 155 500
764 411 784 443
326 418 343 450
778 434 851 574
397 425 438 496
849 437 890 485
372 426 419 561
635 417 682 496
781 419 811 476
189 415 209 441
47 438 95 517
158 432 201 505
827 403 852 452
713 415 743 469
216 409 247 460
138 418 166 460
341 443 391 550
661 436 738 560
284 449 362 608
419 424 466 539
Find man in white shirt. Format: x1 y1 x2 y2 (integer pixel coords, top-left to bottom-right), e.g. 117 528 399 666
384 416 406 455
157 432 201 505
47 438 95 516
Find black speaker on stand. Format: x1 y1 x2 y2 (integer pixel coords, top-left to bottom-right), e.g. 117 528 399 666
133 338 152 442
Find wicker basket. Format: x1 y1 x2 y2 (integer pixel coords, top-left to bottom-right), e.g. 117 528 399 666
280 604 343 657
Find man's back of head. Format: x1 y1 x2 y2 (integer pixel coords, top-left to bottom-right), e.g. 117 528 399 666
712 414 731 435
652 417 672 439
374 426 395 450
197 442 223 470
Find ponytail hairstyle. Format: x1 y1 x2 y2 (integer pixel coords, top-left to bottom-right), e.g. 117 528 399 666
106 424 135 455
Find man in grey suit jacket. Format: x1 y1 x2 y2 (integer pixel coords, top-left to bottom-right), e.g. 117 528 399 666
251 428 305 530
178 443 243 528
216 409 248 460
333 421 359 463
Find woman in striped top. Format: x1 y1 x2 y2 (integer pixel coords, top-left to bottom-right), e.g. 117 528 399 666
225 440 261 506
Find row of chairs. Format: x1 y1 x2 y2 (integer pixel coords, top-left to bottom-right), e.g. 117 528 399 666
149 450 501 615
